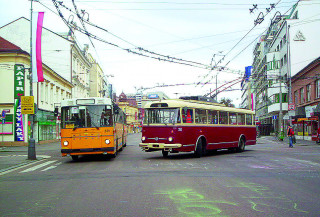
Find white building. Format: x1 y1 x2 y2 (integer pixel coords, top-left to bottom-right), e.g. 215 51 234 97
0 17 91 99
251 0 320 133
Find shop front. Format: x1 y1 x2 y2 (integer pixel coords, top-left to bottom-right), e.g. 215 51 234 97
35 110 58 143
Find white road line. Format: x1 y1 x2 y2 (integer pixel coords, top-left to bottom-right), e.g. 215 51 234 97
41 162 62 172
20 160 57 173
0 159 46 176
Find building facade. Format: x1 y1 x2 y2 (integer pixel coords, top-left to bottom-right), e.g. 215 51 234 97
0 17 92 99
250 0 320 135
0 37 72 145
290 57 320 141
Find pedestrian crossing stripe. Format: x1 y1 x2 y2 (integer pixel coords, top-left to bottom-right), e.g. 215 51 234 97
20 160 57 173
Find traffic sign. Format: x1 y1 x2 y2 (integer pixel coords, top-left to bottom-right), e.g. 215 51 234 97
288 103 295 111
272 115 277 120
21 96 35 114
1 110 6 118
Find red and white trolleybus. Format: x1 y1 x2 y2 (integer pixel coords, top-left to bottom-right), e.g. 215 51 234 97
139 99 256 157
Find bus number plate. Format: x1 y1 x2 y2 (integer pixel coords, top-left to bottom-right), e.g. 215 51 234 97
153 145 159 148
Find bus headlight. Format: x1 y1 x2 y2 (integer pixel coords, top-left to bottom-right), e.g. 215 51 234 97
168 137 173 142
105 139 110 144
63 141 69 146
141 136 146 141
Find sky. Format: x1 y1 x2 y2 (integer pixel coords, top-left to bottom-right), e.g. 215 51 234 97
0 0 299 107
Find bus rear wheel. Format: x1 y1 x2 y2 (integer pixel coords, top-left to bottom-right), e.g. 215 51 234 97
162 150 169 157
236 138 246 152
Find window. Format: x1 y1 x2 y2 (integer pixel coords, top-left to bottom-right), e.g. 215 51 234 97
229 113 237 125
294 90 298 104
219 111 228 124
208 110 218 124
145 108 180 124
284 54 287 64
246 114 253 125
182 108 193 123
306 84 311 102
316 79 320 98
195 109 207 124
300 88 305 103
237 113 245 125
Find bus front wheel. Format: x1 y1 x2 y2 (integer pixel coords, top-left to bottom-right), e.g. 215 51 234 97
194 140 203 158
237 138 246 152
71 155 79 161
162 150 169 157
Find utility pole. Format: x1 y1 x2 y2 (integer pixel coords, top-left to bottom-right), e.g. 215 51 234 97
28 0 36 160
279 69 283 140
287 24 292 126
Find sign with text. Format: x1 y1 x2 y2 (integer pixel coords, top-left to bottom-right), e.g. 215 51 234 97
14 64 25 99
14 65 25 141
21 96 35 114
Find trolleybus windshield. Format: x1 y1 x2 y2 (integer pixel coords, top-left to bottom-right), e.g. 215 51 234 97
144 108 180 124
61 105 113 129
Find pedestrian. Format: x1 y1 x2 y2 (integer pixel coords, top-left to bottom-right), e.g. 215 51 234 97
287 125 294 148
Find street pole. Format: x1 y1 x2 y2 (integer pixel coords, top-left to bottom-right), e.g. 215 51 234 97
279 70 283 140
287 24 292 126
28 0 36 160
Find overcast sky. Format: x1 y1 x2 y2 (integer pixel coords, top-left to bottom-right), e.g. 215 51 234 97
0 0 299 106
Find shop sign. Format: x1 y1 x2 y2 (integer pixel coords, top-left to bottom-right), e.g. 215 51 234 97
298 118 308 122
14 64 25 141
14 64 25 99
305 105 317 118
14 99 24 141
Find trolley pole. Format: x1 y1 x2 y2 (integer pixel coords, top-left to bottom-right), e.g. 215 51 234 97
28 0 36 160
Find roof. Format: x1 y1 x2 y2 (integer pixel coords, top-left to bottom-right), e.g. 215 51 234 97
144 99 255 114
0 36 28 55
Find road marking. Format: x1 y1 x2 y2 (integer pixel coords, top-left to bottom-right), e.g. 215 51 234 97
0 159 47 176
41 162 62 171
20 160 57 173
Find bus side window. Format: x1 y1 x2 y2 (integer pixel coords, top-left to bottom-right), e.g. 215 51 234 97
219 111 228 124
182 108 193 123
238 113 245 125
246 114 253 125
195 109 207 124
229 113 237 125
208 110 218 124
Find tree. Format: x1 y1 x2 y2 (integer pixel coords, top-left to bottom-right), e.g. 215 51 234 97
219 97 235 107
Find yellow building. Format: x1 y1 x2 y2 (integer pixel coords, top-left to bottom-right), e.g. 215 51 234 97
0 37 73 145
118 102 139 133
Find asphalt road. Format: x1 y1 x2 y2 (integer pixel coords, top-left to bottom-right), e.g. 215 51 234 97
1 134 320 217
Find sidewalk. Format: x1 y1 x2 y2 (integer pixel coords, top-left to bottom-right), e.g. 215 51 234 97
258 135 320 148
0 141 60 173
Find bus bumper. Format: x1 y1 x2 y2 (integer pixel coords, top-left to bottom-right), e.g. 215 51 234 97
139 143 182 151
61 147 115 156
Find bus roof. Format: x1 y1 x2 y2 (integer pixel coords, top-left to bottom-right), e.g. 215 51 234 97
61 97 112 107
144 99 255 114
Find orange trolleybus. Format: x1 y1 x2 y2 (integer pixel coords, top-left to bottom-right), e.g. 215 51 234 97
60 97 127 160
139 99 256 158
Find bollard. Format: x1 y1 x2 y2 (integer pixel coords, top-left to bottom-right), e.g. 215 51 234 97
28 138 37 160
